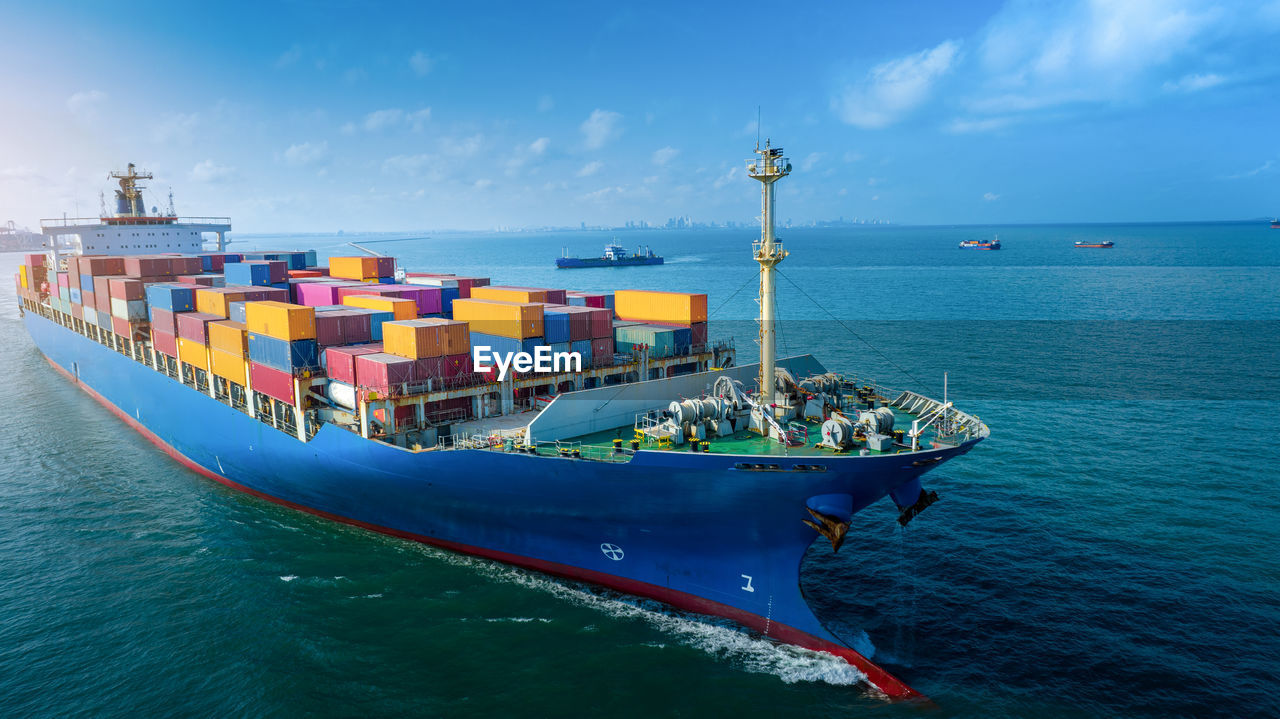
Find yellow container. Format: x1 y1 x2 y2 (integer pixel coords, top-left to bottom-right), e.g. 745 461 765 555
451 299 543 339
383 320 445 360
195 287 249 318
245 300 317 340
177 336 210 371
19 266 28 289
614 290 708 325
208 320 249 356
470 286 550 304
342 295 417 320
210 347 248 386
329 256 379 280
416 318 470 355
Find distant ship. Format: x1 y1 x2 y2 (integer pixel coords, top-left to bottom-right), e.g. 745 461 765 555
0 221 46 251
1074 240 1115 248
958 235 1000 250
556 242 663 268
1270 219 1279 229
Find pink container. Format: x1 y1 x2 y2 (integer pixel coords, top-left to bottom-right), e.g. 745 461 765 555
250 362 296 404
323 345 383 384
414 352 471 381
314 311 346 347
150 308 177 335
591 336 614 359
153 329 178 356
123 256 172 277
175 311 221 343
354 352 415 396
177 274 218 286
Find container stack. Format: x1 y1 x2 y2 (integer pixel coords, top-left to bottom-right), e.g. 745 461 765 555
208 319 250 387
341 294 418 321
329 256 395 283
471 285 568 305
451 298 544 361
245 301 320 404
613 290 708 358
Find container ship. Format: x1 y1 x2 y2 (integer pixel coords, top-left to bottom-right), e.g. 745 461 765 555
556 242 663 268
14 147 987 701
958 235 1000 250
1074 240 1114 248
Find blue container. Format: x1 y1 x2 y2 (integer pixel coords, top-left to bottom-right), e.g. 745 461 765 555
571 339 592 361
198 274 226 288
79 273 95 293
549 341 572 356
263 252 307 270
69 287 82 304
96 311 113 330
304 250 317 267
247 332 320 373
541 308 571 344
145 283 195 312
270 281 289 292
671 326 692 350
440 287 460 315
229 301 248 324
568 295 586 307
224 262 273 287
377 276 395 284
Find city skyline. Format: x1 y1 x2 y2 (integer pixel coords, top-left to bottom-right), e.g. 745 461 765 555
1 1 1278 233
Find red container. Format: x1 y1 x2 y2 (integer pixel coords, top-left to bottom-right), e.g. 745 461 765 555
177 274 218 286
93 276 111 304
324 345 383 384
586 307 612 338
314 311 346 347
250 362 296 404
150 307 177 336
111 315 131 337
108 277 145 300
170 256 203 275
591 337 614 359
413 353 470 381
57 272 70 288
354 352 415 395
24 253 45 267
289 269 323 278
71 303 83 320
81 256 126 276
374 256 395 277
175 311 221 343
690 322 708 346
341 312 373 344
123 256 171 277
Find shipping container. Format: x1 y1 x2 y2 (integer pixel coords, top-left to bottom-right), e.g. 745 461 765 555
208 320 249 356
106 277 144 300
229 301 248 324
249 362 297 404
342 308 394 341
690 322 708 346
354 352 415 395
414 318 469 356
245 301 317 341
195 287 248 317
382 319 467 360
329 256 381 281
225 260 285 287
110 297 148 321
614 324 680 358
247 333 321 374
68 288 81 304
177 336 210 371
145 283 196 312
196 252 242 272
591 336 615 361
614 290 707 325
341 295 417 321
470 285 557 304
80 256 126 276
79 273 94 293
567 291 615 310
84 307 98 325
23 253 45 268
571 339 593 362
210 347 248 385
123 255 172 277
324 345 384 385
149 307 177 335
175 311 222 344
452 298 543 339
413 353 472 382
468 332 545 359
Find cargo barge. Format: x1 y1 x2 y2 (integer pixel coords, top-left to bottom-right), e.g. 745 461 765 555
958 235 1000 250
556 243 663 268
15 147 987 701
1074 240 1114 248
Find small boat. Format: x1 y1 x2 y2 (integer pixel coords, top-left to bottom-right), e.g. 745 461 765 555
959 235 1000 250
1270 219 1279 229
556 242 663 268
1074 240 1115 248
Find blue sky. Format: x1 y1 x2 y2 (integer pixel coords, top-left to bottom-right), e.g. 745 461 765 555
1 0 1278 232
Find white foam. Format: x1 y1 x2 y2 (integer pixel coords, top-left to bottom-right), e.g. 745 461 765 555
415 544 871 688
280 575 297 582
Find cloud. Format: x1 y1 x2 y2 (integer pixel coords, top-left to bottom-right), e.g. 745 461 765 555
653 146 679 166
66 90 107 115
832 40 961 128
983 192 1000 201
1220 159 1275 180
712 167 740 189
577 161 604 177
800 152 823 171
409 50 434 76
360 108 431 132
283 141 329 167
473 178 493 190
275 44 303 68
152 112 199 144
1162 72 1227 93
581 109 623 149
190 160 235 183
945 116 1019 134
529 137 550 155
504 137 550 175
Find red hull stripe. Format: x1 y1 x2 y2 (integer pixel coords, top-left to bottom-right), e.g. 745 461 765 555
44 356 925 701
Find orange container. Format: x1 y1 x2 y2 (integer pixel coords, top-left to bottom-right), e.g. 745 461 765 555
416 318 470 356
245 300 317 341
342 295 417 320
451 298 543 339
208 320 249 356
614 290 708 325
195 287 250 317
210 347 248 385
177 336 210 371
18 266 28 289
329 256 380 280
470 285 549 304
383 320 447 360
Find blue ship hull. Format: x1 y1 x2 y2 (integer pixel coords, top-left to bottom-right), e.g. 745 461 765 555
556 256 664 268
21 309 977 698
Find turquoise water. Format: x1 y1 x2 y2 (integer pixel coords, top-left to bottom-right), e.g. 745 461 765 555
2 222 1278 717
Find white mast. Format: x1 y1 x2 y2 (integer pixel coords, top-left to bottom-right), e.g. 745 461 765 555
746 140 791 411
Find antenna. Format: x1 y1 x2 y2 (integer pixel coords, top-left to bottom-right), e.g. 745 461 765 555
167 187 176 217
755 106 761 150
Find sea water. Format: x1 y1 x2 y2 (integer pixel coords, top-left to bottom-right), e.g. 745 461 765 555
1 222 1277 717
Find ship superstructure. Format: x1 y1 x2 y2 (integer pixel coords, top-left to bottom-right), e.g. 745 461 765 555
14 149 987 701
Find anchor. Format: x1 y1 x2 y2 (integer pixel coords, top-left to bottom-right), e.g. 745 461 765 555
802 506 850 552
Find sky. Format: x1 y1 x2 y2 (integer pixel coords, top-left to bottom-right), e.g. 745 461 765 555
1 0 1278 232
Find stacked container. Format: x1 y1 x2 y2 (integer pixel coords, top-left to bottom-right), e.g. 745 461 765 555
245 301 320 404
341 295 417 321
208 320 250 386
471 285 566 304
451 298 542 339
329 256 394 282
